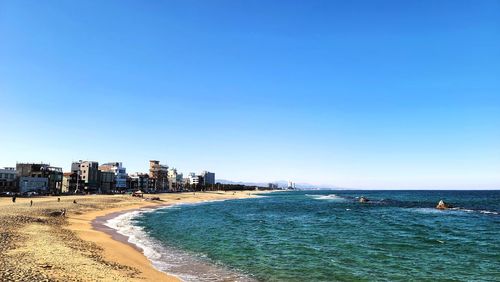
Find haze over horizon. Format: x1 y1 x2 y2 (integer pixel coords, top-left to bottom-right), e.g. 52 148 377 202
1 0 499 189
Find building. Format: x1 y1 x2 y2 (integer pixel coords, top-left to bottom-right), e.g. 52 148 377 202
61 172 77 194
16 163 63 194
168 168 183 191
188 172 201 185
149 160 169 192
201 171 215 185
19 177 48 194
176 172 183 190
99 171 115 194
0 167 17 192
71 161 100 193
129 173 149 192
99 162 127 192
268 183 278 189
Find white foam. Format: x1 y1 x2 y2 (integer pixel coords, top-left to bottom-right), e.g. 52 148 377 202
449 207 499 215
104 209 171 270
307 194 346 201
408 208 444 214
104 205 256 282
479 210 499 215
408 207 499 216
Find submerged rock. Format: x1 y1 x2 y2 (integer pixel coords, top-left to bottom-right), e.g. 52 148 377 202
359 196 370 203
436 200 452 210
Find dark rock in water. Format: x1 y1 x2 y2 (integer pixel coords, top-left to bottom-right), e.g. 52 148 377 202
359 196 369 203
436 200 452 210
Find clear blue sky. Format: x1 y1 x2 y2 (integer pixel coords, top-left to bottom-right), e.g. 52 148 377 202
1 0 499 189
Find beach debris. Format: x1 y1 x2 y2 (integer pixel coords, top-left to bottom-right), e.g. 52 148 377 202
359 196 370 203
39 264 53 269
132 190 144 197
436 200 452 210
47 210 64 217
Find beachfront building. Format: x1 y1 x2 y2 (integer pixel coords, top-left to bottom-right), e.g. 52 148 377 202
149 160 169 192
71 161 100 194
201 171 215 186
18 177 48 194
128 173 149 192
61 172 77 194
99 171 115 194
0 167 17 192
16 163 63 194
176 172 183 190
99 162 127 192
188 173 201 185
185 173 201 191
168 168 183 192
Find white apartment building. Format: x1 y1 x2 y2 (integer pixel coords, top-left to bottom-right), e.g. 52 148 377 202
100 162 127 190
188 172 200 185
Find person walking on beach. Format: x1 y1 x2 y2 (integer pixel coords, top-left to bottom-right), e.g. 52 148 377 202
30 200 33 207
57 197 60 202
12 196 16 203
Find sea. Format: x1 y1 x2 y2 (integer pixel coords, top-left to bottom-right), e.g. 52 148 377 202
106 190 500 281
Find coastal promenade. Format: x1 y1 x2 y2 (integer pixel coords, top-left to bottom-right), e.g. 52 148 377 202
0 191 264 281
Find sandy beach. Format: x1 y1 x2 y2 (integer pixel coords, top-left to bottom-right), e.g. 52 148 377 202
0 191 265 281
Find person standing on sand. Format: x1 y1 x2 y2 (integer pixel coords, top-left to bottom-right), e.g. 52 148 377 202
57 197 60 202
30 200 33 207
12 196 16 203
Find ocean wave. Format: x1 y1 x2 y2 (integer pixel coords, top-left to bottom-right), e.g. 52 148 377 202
408 208 444 214
104 210 171 268
451 208 499 215
104 207 256 282
306 194 346 201
407 207 499 216
478 210 499 215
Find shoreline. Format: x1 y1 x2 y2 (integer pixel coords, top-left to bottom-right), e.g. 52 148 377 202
92 208 150 254
67 198 179 281
69 191 269 281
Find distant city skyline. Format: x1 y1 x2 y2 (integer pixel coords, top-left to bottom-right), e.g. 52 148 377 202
1 1 499 189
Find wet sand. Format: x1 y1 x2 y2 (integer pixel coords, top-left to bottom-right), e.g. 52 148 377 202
0 191 265 281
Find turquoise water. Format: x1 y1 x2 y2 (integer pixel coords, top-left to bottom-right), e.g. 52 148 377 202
133 191 500 281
